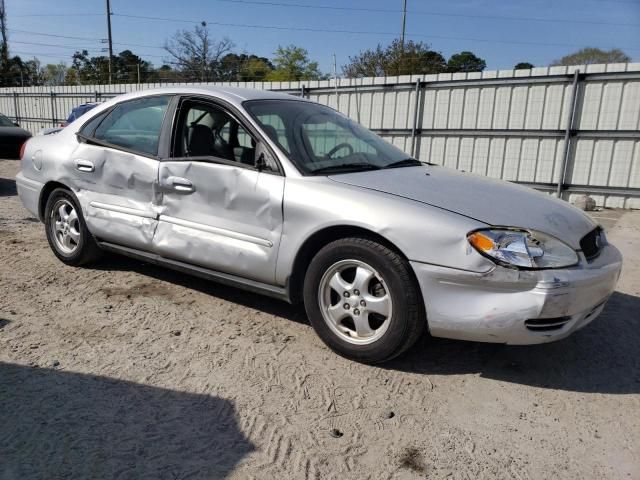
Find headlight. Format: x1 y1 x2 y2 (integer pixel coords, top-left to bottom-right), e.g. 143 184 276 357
467 228 579 269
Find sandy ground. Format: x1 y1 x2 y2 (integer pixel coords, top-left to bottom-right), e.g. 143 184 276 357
1 158 639 480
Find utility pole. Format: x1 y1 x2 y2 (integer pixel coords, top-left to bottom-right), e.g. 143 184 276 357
0 0 9 67
333 53 339 109
401 0 407 49
105 0 113 84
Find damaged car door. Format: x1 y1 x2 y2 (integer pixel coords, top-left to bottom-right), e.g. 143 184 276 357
73 95 172 250
153 97 285 284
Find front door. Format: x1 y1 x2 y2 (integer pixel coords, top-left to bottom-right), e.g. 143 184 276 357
70 95 172 250
153 98 285 285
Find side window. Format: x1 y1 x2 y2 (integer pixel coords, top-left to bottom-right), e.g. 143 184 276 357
175 100 257 167
79 110 110 137
255 114 290 153
92 96 170 156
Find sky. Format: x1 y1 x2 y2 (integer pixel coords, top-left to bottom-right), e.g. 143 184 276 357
5 0 640 75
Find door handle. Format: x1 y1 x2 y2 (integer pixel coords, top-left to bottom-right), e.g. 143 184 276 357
74 159 95 173
167 176 195 193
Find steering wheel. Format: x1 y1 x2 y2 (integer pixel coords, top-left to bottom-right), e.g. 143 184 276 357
326 142 354 159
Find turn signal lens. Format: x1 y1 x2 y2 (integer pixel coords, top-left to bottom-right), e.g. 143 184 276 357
19 141 27 160
468 232 494 252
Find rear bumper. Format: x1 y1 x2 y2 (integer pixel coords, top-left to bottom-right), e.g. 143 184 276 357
16 172 44 219
411 244 623 345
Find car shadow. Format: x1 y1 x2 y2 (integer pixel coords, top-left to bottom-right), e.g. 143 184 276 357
385 291 640 395
90 255 639 395
0 177 17 197
0 362 254 479
89 254 309 325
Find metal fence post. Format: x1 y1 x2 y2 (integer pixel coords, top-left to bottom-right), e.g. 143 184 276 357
300 85 306 98
12 91 20 124
410 80 423 158
50 91 57 127
556 70 581 198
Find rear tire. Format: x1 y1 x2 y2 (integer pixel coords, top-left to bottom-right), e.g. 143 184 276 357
303 237 425 364
44 188 102 266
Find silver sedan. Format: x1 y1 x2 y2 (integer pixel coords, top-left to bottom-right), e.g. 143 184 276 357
15 87 623 363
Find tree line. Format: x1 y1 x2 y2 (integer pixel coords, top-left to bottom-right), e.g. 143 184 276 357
0 18 632 87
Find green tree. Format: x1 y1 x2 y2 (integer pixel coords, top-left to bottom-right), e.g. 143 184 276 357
113 50 153 83
239 57 274 81
447 51 486 73
65 67 80 85
217 53 274 81
155 64 182 83
43 63 67 85
71 49 156 84
266 45 323 81
71 50 109 83
343 39 446 77
514 62 535 70
551 48 631 66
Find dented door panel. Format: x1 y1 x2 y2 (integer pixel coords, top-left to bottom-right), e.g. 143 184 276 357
69 143 160 250
154 161 284 284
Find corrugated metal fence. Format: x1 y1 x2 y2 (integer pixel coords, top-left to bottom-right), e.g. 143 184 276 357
1 62 639 208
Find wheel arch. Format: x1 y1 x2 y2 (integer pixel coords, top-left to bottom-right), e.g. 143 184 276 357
287 225 419 305
38 181 73 221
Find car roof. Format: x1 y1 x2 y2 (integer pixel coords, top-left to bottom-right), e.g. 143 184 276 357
104 85 308 109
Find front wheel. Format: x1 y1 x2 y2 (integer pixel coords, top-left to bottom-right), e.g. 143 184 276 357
303 237 426 364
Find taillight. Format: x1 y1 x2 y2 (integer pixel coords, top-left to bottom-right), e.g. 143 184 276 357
19 141 27 160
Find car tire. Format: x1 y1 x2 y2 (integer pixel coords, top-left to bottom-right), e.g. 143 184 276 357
44 188 102 266
303 237 426 364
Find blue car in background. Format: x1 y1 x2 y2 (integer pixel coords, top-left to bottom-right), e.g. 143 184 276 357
39 102 101 136
62 102 101 127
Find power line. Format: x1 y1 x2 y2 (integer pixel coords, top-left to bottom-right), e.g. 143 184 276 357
12 13 103 17
9 29 102 42
112 13 640 52
10 40 104 51
201 0 640 27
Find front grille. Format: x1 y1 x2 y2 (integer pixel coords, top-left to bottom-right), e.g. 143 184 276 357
580 227 603 261
525 316 571 332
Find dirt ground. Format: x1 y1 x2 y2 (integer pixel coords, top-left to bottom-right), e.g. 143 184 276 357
1 158 639 480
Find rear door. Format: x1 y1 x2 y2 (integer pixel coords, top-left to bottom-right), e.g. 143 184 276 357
153 97 284 285
71 95 173 250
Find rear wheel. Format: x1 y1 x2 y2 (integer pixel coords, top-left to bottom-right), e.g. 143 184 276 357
44 188 102 266
303 237 425 364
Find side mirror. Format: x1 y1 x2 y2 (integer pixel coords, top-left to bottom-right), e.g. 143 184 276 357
13 121 19 127
254 142 278 173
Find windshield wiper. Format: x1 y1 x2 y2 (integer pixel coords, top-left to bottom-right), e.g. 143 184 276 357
310 163 381 174
384 158 423 169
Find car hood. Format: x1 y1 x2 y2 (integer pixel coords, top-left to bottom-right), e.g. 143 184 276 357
329 165 597 249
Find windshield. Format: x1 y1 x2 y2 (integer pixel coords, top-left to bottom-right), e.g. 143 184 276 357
0 114 15 127
244 99 420 174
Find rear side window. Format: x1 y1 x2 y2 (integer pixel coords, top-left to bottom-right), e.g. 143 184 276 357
90 96 170 156
80 110 109 136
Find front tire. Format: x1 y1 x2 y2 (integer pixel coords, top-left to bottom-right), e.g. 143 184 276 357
44 188 102 266
303 237 425 364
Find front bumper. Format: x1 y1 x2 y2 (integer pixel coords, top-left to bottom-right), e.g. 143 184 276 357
411 244 623 345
